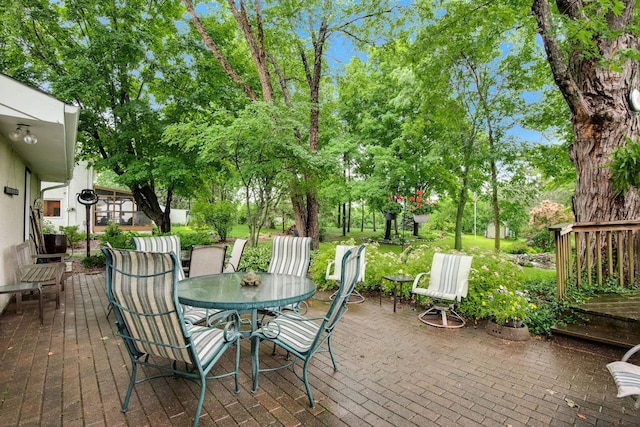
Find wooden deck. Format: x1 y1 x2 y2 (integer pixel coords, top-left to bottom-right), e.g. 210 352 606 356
552 292 640 348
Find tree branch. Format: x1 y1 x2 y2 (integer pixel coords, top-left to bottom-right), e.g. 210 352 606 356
182 0 258 100
531 0 587 119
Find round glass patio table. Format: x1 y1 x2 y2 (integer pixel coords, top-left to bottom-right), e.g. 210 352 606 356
178 272 316 384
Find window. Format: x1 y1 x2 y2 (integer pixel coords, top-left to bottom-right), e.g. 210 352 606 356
43 200 61 217
93 186 152 228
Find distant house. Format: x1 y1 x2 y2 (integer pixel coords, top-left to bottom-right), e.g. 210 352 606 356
485 223 510 239
43 167 187 233
0 73 79 311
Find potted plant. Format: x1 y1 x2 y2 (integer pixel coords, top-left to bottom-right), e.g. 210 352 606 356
383 195 403 220
408 190 436 223
42 221 68 255
481 285 537 341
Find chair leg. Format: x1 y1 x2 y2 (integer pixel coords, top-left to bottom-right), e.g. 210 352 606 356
417 304 465 329
193 370 207 427
302 359 315 408
330 288 365 304
327 335 338 371
122 362 138 412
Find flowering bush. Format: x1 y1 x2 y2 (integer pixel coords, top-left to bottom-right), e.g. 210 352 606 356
408 190 436 215
479 285 537 325
528 200 573 230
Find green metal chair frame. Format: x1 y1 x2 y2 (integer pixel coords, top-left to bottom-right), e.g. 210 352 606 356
103 247 241 427
251 244 365 408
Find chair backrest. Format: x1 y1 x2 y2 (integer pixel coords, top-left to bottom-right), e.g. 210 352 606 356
132 235 185 280
224 239 248 273
189 245 227 277
328 245 366 282
428 253 473 302
102 247 194 364
15 241 32 268
324 245 366 330
267 236 312 277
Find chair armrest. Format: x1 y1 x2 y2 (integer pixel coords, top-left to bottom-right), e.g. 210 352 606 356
325 260 335 279
205 309 241 342
411 272 430 292
622 343 640 362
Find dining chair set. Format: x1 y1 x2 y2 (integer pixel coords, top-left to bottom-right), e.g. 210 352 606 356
104 235 365 426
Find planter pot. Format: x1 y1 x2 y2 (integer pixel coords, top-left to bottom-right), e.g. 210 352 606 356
44 233 67 255
486 320 530 341
385 212 397 220
413 214 430 223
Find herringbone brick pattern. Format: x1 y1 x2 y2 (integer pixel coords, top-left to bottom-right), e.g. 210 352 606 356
0 271 637 426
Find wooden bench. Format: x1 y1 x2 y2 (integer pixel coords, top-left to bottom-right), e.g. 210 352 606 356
0 282 43 324
15 241 65 310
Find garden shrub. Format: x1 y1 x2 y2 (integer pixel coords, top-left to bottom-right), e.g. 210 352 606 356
59 225 85 249
99 222 136 249
309 240 566 335
190 201 237 242
238 244 271 272
82 253 105 268
173 229 213 250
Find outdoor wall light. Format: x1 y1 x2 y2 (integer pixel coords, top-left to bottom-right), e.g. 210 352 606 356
9 124 38 144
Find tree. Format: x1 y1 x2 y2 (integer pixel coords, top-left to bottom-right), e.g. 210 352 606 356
183 0 402 248
408 0 544 250
532 0 640 223
0 0 235 233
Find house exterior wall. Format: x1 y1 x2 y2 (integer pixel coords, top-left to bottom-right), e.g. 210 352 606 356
41 161 95 232
0 140 41 308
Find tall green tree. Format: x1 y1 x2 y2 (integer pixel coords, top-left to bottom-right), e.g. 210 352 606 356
532 0 640 223
0 0 239 232
411 0 548 250
183 0 402 248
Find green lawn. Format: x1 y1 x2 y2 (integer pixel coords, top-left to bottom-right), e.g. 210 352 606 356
221 224 556 282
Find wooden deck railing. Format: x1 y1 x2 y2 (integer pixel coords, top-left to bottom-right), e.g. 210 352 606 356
550 220 640 299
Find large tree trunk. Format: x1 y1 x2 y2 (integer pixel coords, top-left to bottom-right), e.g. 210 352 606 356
131 183 172 233
533 0 640 224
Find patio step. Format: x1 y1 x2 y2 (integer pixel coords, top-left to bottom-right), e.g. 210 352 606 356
551 294 640 349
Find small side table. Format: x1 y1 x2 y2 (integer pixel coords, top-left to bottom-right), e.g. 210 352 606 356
382 275 414 312
0 282 43 324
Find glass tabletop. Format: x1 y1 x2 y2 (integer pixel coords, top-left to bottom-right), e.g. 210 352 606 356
177 272 316 311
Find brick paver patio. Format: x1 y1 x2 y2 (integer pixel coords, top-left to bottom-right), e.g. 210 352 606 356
0 270 638 426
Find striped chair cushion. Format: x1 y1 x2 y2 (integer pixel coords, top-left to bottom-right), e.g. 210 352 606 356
607 361 640 398
133 236 185 280
132 236 209 323
267 236 311 277
186 324 227 364
264 314 321 354
108 249 191 363
427 253 473 301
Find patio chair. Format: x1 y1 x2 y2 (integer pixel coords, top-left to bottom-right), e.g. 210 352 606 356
251 244 365 408
607 343 640 409
223 238 248 273
133 235 208 324
189 245 227 277
264 236 312 315
267 236 312 277
327 244 366 304
411 253 473 328
103 247 241 427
